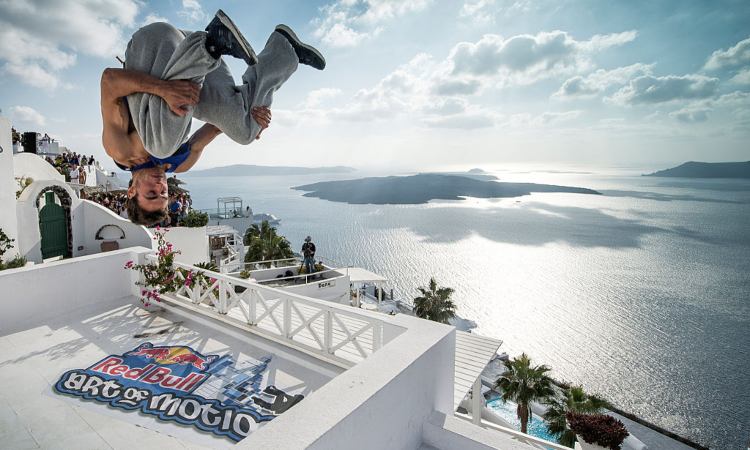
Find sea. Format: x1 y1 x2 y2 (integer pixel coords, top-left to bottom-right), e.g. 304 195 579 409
180 166 750 449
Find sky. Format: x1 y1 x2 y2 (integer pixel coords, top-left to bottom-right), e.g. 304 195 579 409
1 0 749 172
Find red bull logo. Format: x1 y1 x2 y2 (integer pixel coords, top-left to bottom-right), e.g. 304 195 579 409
80 343 220 394
54 342 290 442
129 343 218 370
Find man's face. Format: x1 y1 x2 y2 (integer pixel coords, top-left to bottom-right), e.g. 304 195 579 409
128 167 168 212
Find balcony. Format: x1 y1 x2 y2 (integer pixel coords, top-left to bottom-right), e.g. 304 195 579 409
0 248 566 449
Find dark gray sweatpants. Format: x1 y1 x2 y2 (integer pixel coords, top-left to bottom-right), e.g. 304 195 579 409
124 22 298 158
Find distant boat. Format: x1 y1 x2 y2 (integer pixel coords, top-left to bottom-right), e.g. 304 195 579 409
253 212 280 225
197 197 280 231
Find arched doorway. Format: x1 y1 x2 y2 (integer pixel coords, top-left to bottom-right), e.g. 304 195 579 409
37 188 72 259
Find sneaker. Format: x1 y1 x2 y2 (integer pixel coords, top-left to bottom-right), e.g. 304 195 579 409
205 9 258 65
274 24 326 70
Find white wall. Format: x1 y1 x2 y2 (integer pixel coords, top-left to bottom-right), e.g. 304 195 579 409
276 276 351 303
423 413 533 450
15 180 152 262
0 117 19 263
74 200 152 257
0 247 149 334
245 314 455 450
165 226 209 266
13 152 64 182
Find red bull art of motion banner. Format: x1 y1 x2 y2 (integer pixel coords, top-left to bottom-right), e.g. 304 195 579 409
53 342 304 442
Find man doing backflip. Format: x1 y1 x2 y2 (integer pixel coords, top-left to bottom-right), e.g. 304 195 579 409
101 10 324 225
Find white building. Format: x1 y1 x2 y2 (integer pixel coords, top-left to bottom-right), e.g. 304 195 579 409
0 246 566 449
0 116 151 264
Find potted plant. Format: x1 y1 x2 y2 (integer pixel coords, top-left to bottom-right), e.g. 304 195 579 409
566 412 629 450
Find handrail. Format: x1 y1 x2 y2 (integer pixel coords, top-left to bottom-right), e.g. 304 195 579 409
454 412 569 450
144 256 402 367
254 268 345 285
315 256 348 269
240 257 300 270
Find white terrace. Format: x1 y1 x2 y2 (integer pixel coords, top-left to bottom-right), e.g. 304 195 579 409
0 247 570 449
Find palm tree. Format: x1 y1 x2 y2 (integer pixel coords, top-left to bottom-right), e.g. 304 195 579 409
543 386 609 447
243 221 294 265
495 353 554 434
194 261 219 272
243 221 272 245
413 278 457 324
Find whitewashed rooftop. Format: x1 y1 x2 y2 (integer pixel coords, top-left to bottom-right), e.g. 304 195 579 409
0 301 335 449
0 247 547 449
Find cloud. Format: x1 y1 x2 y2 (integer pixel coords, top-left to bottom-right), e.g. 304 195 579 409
669 106 711 123
299 29 633 129
303 88 343 108
663 90 750 124
313 0 430 47
730 67 750 85
459 0 497 24
432 78 482 96
608 74 719 105
536 110 582 124
3 60 74 90
553 63 654 99
0 0 139 89
178 0 206 23
461 0 551 21
449 30 637 85
143 13 169 26
422 111 497 129
488 110 582 130
715 90 750 107
704 36 750 72
9 106 47 127
320 23 370 47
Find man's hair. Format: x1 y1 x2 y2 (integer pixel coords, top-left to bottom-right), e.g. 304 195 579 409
126 195 169 226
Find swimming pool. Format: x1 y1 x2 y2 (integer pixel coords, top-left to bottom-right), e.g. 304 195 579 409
485 396 559 443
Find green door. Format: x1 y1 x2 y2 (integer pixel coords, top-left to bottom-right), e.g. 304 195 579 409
39 192 68 259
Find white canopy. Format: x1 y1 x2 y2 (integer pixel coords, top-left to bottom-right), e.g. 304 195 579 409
346 267 388 283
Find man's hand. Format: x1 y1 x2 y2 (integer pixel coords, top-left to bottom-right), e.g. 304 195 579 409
251 106 272 140
159 80 201 117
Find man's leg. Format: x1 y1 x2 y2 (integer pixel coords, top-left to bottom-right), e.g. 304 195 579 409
194 32 298 145
306 257 315 274
125 22 221 157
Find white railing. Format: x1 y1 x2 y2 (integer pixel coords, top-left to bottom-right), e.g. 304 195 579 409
240 257 300 270
454 412 570 450
146 257 400 368
254 268 345 286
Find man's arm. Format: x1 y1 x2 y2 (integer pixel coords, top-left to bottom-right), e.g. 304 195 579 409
100 69 144 162
100 68 201 161
102 69 201 117
174 106 273 173
173 123 223 173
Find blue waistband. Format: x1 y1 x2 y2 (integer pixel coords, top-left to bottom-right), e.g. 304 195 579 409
114 142 191 173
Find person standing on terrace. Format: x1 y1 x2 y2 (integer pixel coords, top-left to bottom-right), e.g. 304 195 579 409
302 236 316 275
101 9 325 226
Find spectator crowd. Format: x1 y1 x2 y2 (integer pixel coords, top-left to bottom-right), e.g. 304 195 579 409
82 191 194 225
44 152 98 184
12 128 198 227
82 191 129 218
167 192 193 226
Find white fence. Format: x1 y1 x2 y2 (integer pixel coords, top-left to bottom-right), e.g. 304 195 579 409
148 257 402 368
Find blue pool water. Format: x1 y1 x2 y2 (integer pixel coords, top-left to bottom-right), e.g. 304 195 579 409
485 397 558 443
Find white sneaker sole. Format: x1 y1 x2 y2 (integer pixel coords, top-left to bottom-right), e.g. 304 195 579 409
276 24 326 68
216 9 257 65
